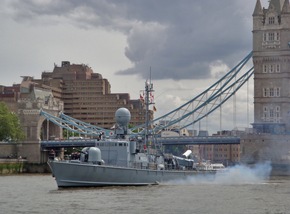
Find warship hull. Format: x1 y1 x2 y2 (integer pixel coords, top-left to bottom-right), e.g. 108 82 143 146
48 160 215 187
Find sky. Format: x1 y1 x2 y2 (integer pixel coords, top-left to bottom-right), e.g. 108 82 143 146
0 0 270 134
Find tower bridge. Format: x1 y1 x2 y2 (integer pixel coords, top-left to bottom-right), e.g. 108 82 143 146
40 136 240 151
156 136 240 146
39 51 253 148
2 0 290 170
39 50 252 150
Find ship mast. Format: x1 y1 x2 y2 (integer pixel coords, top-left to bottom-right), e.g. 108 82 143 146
144 78 154 149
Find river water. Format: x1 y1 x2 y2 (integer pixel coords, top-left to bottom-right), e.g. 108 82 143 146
1 169 290 214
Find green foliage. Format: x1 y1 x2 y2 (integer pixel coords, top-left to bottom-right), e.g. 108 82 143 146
0 102 25 142
62 129 81 139
128 124 138 133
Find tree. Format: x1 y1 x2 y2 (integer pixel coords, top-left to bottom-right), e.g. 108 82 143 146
62 129 82 139
0 102 25 142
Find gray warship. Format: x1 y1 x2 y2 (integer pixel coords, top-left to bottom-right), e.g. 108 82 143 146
48 82 217 187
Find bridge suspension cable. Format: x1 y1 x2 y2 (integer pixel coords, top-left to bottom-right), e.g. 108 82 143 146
40 110 110 137
130 51 253 134
40 51 253 137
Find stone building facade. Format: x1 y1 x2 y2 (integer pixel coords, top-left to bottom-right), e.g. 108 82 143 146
0 77 63 163
252 0 290 134
241 0 290 170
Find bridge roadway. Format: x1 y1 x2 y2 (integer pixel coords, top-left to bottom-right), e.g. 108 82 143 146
156 136 240 145
41 136 240 150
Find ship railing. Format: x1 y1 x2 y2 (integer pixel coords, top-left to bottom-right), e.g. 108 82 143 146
129 161 195 171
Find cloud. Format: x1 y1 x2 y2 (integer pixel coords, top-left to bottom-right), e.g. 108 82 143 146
1 0 256 134
6 0 253 81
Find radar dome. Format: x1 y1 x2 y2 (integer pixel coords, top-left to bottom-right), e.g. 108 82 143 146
115 108 131 126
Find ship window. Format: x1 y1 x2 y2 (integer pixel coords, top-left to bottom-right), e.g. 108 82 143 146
119 143 123 146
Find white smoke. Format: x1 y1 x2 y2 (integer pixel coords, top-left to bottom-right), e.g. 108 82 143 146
165 162 272 185
214 161 272 185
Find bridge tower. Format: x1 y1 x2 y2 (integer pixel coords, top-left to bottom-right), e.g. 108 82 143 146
252 0 290 134
240 0 290 170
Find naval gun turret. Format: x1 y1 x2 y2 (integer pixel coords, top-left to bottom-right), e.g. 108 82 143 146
114 108 131 138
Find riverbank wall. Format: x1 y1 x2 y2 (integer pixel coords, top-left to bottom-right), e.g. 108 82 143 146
0 159 26 174
0 159 51 175
0 141 51 174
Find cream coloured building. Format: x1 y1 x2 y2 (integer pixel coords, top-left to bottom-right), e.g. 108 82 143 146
252 0 290 134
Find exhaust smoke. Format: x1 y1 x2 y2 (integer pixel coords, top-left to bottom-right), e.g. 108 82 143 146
165 162 272 185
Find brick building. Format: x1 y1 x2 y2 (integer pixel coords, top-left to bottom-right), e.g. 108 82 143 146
33 61 149 129
198 130 241 165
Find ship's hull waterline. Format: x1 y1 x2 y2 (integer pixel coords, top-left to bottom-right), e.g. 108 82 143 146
48 161 216 187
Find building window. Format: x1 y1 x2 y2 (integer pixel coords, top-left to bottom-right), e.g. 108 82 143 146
275 88 280 97
269 32 275 41
269 88 274 97
276 64 280 72
263 87 280 97
262 105 281 122
263 33 267 42
269 109 274 117
263 64 267 73
276 32 280 41
262 64 281 73
270 65 274 73
269 17 275 24
262 32 280 48
263 88 269 97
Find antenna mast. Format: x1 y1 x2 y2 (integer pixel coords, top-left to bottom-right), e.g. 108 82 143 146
144 68 154 149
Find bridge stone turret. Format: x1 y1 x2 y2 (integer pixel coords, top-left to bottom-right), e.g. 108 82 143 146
18 100 62 160
241 0 290 173
17 91 63 163
252 0 290 134
0 77 63 165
